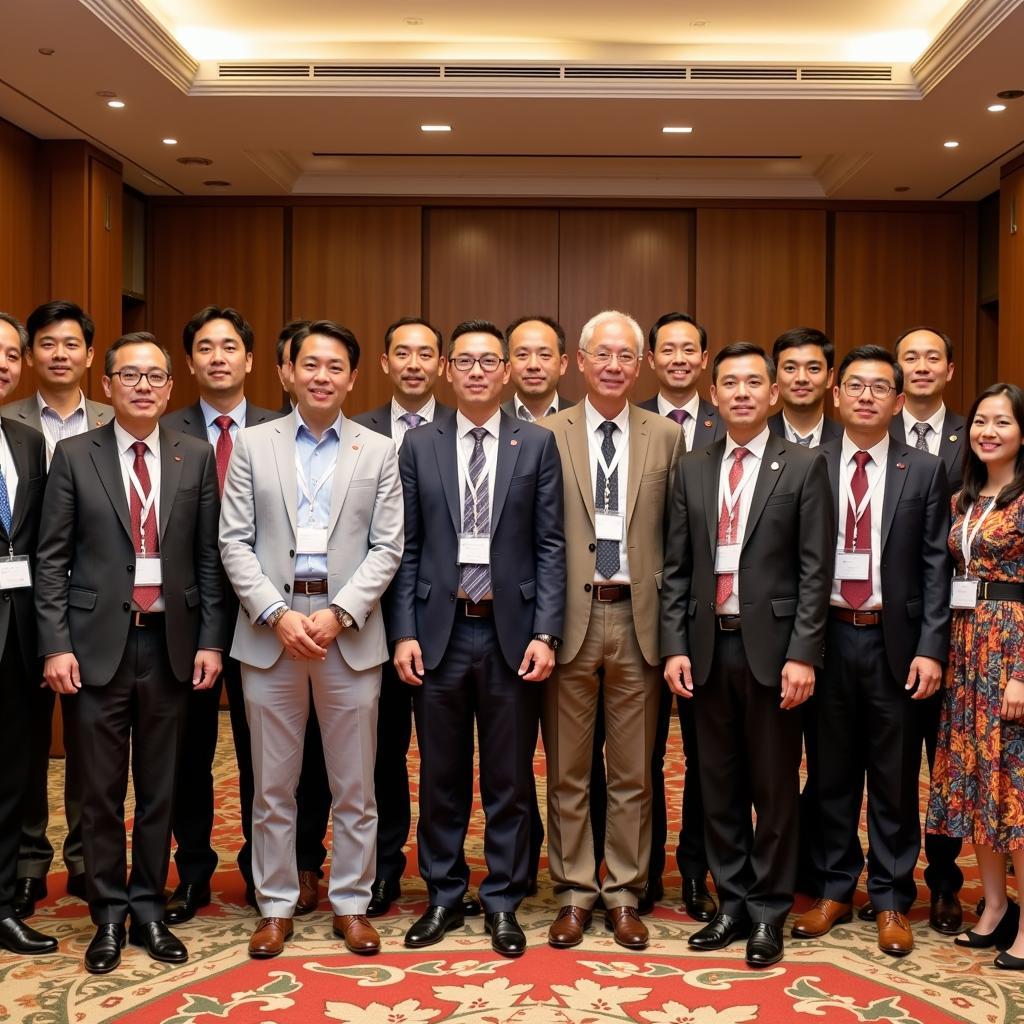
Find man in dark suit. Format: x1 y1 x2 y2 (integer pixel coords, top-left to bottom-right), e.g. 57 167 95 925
392 319 565 957
768 327 843 447
661 342 833 967
891 325 966 933
793 345 950 956
160 306 283 921
500 315 575 422
0 313 56 956
36 332 225 974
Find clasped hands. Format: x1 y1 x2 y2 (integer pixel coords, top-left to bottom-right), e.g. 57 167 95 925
276 608 341 660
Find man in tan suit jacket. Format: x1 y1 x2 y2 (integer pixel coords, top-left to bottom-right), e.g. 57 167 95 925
540 310 683 952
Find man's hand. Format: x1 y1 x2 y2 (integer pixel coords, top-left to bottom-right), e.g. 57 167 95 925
394 639 425 686
193 649 223 690
664 655 694 699
43 653 81 695
780 660 815 709
906 656 943 700
1001 677 1024 721
519 639 555 682
274 610 326 660
306 608 342 648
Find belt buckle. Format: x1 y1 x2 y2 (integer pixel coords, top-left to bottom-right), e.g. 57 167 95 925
132 610 146 627
853 610 874 626
463 601 484 619
595 585 616 602
979 581 989 601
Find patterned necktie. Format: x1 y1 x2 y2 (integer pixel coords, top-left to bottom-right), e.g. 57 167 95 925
668 408 689 426
459 427 491 602
0 456 11 535
130 441 160 611
399 412 424 429
715 447 749 605
795 433 813 447
840 450 873 609
516 405 534 422
595 420 620 579
912 422 931 452
214 415 234 496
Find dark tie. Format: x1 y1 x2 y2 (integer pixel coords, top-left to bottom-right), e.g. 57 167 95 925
0 452 11 535
399 412 424 429
214 414 233 496
130 440 160 611
715 447 749 605
595 421 620 579
667 408 690 453
795 433 813 447
840 450 873 609
459 427 491 602
912 422 931 452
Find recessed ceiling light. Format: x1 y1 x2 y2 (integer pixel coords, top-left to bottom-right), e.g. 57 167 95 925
420 124 451 132
107 99 125 109
894 186 911 192
997 89 1024 99
988 103 1007 112
203 179 231 187
38 47 55 56
662 126 693 134
943 140 959 148
177 155 213 166
162 138 178 145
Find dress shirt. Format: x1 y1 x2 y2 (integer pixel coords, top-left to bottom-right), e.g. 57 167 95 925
830 433 888 611
781 412 825 448
513 392 559 423
657 391 701 451
455 409 499 524
901 403 945 457
294 410 342 581
391 394 436 450
37 390 88 466
114 420 164 612
200 396 247 445
715 426 769 614
0 423 19 524
584 397 631 585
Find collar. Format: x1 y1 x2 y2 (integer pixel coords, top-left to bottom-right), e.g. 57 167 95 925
841 432 890 466
584 396 630 435
456 408 501 440
514 392 558 420
782 412 824 442
37 389 86 419
724 425 770 460
902 402 946 437
295 408 343 442
392 394 436 423
200 396 247 429
657 391 701 420
114 420 160 456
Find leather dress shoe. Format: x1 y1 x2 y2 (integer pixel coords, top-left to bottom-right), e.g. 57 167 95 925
792 898 853 938
876 910 914 955
462 892 483 916
12 877 45 920
296 870 320 915
485 911 527 957
66 873 87 901
333 914 380 955
638 879 663 916
367 878 401 918
929 891 963 934
605 906 648 949
689 913 751 950
955 901 1019 950
683 877 717 922
548 906 592 948
164 882 212 924
858 902 877 922
746 923 784 967
405 905 464 947
84 923 126 974
0 916 58 955
129 920 188 963
249 917 293 958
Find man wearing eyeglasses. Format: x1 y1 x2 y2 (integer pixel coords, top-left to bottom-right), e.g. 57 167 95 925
36 332 225 973
792 345 949 956
540 310 682 952
392 320 565 957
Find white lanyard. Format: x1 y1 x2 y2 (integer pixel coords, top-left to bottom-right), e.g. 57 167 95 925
720 451 757 541
126 458 158 554
842 456 883 550
456 431 496 528
593 427 626 511
960 498 996 576
0 441 13 557
294 450 337 524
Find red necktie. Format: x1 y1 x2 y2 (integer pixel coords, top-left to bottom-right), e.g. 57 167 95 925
715 447 748 605
130 440 160 611
214 414 234 496
840 450 872 609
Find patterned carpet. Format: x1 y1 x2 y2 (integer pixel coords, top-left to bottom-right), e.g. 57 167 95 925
1 715 1020 1024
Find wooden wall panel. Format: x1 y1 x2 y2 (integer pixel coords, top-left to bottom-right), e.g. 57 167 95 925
998 166 1024 387
291 206 422 414
149 206 285 411
88 157 123 371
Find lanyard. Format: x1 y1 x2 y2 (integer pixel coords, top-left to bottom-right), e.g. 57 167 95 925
592 425 626 511
126 459 158 554
721 451 757 519
456 430 496 528
842 455 884 549
294 449 337 524
960 498 997 575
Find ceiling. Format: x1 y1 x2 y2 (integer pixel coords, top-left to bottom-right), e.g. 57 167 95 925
0 0 1022 200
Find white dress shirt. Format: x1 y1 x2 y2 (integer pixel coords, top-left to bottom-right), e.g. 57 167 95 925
391 395 436 450
513 392 559 423
200 396 247 445
584 397 631 584
37 390 89 466
781 412 825 448
657 391 701 452
0 423 19 523
114 420 163 611
901 403 945 457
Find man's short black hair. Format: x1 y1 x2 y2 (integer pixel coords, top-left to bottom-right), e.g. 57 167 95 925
837 344 904 394
649 312 707 354
383 317 443 355
712 342 776 383
182 306 254 356
893 326 954 363
26 300 94 348
505 315 566 356
290 320 360 370
772 327 835 371
449 319 508 360
277 320 311 367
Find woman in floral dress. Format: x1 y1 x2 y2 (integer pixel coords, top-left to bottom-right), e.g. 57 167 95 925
927 382 1024 968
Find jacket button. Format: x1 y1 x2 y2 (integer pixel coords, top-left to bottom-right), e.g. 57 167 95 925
588 543 596 552
284 584 291 593
584 583 592 592
127 565 135 572
122 602 131 611
289 550 295 558
2 593 9 602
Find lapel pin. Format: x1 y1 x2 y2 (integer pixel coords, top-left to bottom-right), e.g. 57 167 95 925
896 462 906 470
510 439 519 446
704 419 713 428
174 455 182 462
949 434 958 443
352 444 360 451
770 461 780 471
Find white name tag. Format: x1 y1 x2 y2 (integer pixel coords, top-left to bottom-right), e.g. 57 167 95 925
835 550 871 581
0 555 31 590
950 577 979 610
595 511 624 542
715 543 740 573
458 534 491 565
135 557 162 586
296 527 329 555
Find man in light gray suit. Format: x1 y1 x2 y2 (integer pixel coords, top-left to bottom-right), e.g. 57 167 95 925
220 320 403 960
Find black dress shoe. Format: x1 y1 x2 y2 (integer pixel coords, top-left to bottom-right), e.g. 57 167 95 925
0 916 58 955
164 882 212 924
683 877 717 922
638 879 664 916
858 903 877 922
85 923 126 974
954 901 1019 950
128 920 188 963
367 878 401 918
689 913 751 950
462 893 483 917
485 912 527 957
12 877 46 920
66 873 87 901
929 891 963 934
405 906 465 947
746 923 784 966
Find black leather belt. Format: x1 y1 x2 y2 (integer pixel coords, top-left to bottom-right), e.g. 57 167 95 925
978 581 1024 602
131 611 164 628
717 615 742 632
830 607 882 627
457 599 493 618
293 579 329 595
593 584 631 603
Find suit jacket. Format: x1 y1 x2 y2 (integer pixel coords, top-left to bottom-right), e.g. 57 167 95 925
0 420 47 674
636 394 725 451
353 399 455 438
1 393 113 435
390 411 565 671
890 409 966 492
220 411 403 672
768 410 843 446
820 438 951 680
500 392 576 420
660 432 834 688
35 423 226 686
161 400 283 440
541 402 683 667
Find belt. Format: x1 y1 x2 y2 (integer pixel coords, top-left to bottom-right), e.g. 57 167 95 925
130 611 165 629
978 581 1024 602
456 598 493 618
293 579 329 595
717 615 742 632
830 607 882 627
592 584 631 603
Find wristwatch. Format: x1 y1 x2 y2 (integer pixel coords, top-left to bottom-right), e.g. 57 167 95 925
533 633 561 650
332 605 356 629
266 606 288 629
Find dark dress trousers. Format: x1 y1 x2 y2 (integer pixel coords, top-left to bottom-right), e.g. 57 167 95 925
35 424 225 924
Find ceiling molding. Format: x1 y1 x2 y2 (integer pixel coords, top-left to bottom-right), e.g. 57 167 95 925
78 0 198 93
245 149 304 191
815 153 875 194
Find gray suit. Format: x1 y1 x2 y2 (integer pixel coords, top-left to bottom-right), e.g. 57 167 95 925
1 395 113 459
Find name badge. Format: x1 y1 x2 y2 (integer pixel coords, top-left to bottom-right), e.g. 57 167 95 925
0 555 31 590
135 557 162 586
458 534 491 565
835 550 871 581
950 577 979 610
715 543 740 573
595 511 624 542
296 527 329 555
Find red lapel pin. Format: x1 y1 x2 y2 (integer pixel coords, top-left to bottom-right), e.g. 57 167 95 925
174 455 183 462
510 439 519 446
896 462 906 470
703 419 713 428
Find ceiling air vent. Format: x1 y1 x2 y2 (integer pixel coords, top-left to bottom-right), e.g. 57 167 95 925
313 64 442 78
218 63 311 78
442 64 562 79
564 65 688 80
799 65 893 81
689 66 798 80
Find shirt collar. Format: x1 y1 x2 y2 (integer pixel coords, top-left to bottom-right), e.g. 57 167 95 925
200 396 247 429
842 431 890 465
724 425 770 460
902 402 945 436
514 392 558 420
456 408 501 440
391 395 436 424
294 408 343 442
782 412 823 442
584 396 630 435
114 420 160 456
657 392 700 420
37 390 86 419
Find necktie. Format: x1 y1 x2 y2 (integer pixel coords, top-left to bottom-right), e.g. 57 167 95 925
516 405 533 422
912 422 931 452
130 441 160 611
840 450 873 609
794 433 813 447
459 427 492 602
0 458 11 535
715 447 749 605
214 415 234 496
595 421 620 579
667 408 691 453
399 412 424 429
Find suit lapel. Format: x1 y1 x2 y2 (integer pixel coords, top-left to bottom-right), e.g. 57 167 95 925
272 417 298 536
433 422 462 535
889 414 908 445
158 430 185 537
824 444 842 526
626 405 650 524
180 402 208 441
328 418 362 536
702 443 723 554
939 412 964 475
565 409 595 529
693 401 720 449
742 438 786 548
89 425 133 541
85 399 110 429
880 443 910 549
490 415 522 534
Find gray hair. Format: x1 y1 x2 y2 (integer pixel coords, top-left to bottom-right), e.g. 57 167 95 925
579 310 644 357
0 312 29 353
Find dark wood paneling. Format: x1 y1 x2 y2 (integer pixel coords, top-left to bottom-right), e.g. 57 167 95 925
88 158 123 364
999 166 1024 387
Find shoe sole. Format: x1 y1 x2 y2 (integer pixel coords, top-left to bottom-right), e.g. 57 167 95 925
879 944 913 956
746 953 784 967
791 912 853 938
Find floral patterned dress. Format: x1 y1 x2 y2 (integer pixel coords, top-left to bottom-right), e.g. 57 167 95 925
927 491 1024 852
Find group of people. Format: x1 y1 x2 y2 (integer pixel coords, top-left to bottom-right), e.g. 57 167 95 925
0 299 1020 976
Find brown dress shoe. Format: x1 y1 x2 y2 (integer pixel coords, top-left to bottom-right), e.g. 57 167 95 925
333 915 380 955
249 917 293 958
606 906 649 950
548 906 592 948
791 899 853 938
876 910 914 955
296 871 320 915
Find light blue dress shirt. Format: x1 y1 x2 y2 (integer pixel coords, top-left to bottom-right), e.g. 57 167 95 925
200 396 247 445
294 410 341 580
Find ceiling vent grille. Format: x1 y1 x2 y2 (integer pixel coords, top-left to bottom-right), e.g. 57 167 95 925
799 65 892 81
564 65 688 80
313 64 441 78
218 63 311 78
443 64 561 78
689 66 798 80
